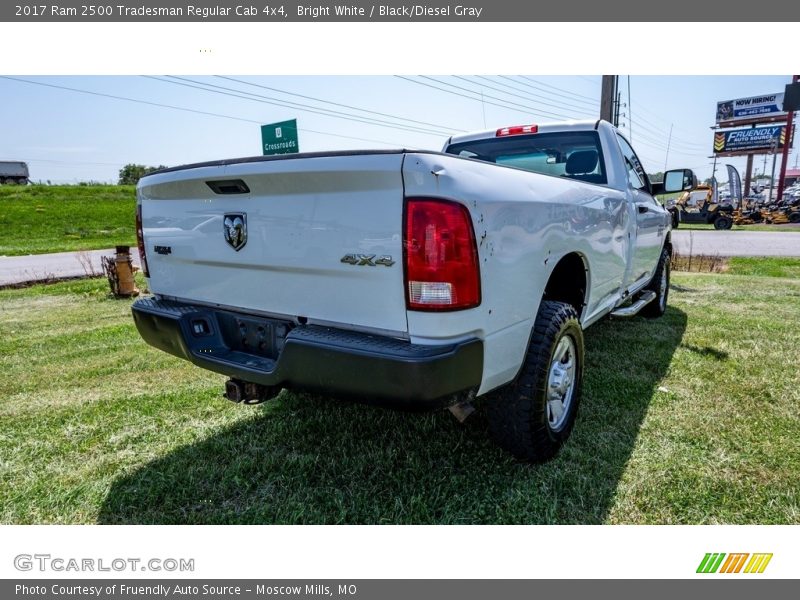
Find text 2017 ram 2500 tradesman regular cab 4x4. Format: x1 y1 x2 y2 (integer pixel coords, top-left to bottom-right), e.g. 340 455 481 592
132 120 696 462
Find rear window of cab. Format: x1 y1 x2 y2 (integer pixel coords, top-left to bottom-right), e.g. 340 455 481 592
444 130 607 185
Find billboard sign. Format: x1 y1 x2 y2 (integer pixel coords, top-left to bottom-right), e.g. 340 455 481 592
713 125 787 154
261 119 299 155
716 93 786 124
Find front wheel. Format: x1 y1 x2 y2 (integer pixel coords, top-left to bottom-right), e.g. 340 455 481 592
714 215 733 230
488 300 584 462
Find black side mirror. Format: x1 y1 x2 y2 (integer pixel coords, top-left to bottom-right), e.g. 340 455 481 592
662 169 698 193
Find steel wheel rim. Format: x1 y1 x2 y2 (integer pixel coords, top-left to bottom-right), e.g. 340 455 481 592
547 335 577 431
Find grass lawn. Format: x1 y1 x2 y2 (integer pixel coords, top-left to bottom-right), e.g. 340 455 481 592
0 185 136 256
1 271 798 524
726 257 800 279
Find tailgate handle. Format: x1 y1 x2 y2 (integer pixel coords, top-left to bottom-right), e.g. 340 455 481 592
206 179 250 195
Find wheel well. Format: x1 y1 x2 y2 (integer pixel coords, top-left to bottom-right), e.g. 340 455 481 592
543 253 587 319
664 232 672 257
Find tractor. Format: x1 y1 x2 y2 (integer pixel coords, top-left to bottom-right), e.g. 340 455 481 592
667 184 734 230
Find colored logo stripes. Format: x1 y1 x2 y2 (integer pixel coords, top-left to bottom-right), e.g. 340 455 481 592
697 553 773 574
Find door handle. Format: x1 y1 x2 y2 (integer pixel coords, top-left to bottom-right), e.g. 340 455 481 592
637 205 649 214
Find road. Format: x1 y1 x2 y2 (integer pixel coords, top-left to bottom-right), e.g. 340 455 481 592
671 230 800 257
0 248 141 286
0 232 797 287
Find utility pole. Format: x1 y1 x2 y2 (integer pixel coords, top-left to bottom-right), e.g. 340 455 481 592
769 139 779 203
664 124 673 172
743 154 754 198
601 75 618 123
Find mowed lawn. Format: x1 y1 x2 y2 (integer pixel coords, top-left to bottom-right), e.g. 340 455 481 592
0 185 136 256
0 270 798 524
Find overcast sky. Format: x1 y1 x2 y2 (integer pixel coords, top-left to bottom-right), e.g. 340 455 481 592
0 74 795 185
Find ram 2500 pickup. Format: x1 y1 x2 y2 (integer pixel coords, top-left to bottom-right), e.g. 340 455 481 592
132 119 696 462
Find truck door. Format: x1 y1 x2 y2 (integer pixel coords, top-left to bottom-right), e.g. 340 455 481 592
616 134 663 288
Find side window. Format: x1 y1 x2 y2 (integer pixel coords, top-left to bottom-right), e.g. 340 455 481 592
616 134 649 192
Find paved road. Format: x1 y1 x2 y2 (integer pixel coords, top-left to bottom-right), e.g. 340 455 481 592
671 230 800 257
0 232 797 286
0 248 141 286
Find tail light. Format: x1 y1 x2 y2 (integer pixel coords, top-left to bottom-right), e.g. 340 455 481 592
496 124 538 137
404 198 481 311
135 202 149 278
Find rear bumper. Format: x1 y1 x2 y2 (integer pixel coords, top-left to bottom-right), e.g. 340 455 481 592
131 297 483 409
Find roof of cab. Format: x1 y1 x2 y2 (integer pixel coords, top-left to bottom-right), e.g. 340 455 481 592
444 120 604 150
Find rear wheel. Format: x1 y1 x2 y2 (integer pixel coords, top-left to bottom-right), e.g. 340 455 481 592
641 247 670 318
488 300 584 462
714 215 733 230
670 209 679 229
789 212 800 224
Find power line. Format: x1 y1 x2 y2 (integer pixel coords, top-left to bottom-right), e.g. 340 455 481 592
0 76 413 148
469 75 599 115
505 76 600 106
420 76 584 120
149 76 455 137
631 113 707 149
215 75 467 133
1 75 269 125
399 76 583 121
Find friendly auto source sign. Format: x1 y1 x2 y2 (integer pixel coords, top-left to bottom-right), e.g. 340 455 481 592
716 93 786 124
713 125 787 154
261 119 299 155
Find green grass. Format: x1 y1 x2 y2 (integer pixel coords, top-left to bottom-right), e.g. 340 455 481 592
1 271 799 524
726 257 800 278
0 185 135 256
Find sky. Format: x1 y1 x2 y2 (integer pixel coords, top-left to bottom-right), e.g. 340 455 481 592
0 74 796 185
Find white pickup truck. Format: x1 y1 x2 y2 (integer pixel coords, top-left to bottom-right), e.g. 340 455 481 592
132 119 695 462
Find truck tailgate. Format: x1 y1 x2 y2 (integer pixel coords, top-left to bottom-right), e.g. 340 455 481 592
138 152 408 336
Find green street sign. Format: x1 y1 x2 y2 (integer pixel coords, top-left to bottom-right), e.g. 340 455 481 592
261 119 299 155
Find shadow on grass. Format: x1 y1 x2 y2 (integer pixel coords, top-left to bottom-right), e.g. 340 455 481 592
98 308 687 525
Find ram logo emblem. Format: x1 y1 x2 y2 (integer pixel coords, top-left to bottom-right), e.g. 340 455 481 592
223 213 247 251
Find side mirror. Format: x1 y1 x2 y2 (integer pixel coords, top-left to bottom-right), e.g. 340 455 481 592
663 169 698 193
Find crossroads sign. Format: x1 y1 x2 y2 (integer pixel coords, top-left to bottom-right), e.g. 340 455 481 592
713 125 787 155
261 119 299 155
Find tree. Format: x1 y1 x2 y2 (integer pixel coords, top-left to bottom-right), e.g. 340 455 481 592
648 171 664 183
118 163 167 185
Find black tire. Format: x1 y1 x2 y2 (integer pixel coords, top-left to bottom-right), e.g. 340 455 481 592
714 215 733 230
488 300 584 463
670 209 679 229
789 212 800 224
641 247 670 318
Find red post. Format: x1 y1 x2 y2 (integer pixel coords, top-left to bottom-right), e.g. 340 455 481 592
776 75 799 202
